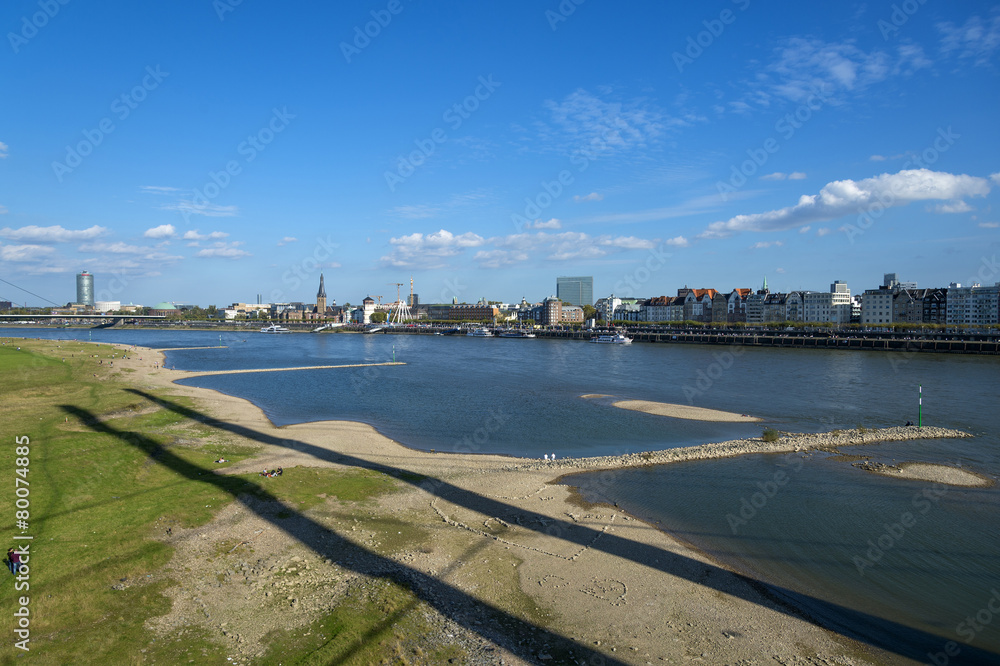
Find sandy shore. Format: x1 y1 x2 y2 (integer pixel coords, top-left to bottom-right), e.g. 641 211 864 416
95 342 979 664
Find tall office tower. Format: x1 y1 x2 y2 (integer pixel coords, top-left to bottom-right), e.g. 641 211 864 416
76 271 94 306
556 276 593 306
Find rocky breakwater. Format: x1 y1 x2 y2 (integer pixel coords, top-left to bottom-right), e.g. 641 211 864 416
498 426 973 474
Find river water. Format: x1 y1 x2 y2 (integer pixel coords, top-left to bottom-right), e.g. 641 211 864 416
6 327 999 662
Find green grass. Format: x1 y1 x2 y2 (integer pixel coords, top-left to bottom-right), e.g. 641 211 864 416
242 467 402 512
762 427 781 442
0 340 418 664
256 578 466 666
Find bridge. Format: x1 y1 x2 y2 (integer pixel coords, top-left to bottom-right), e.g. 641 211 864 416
0 314 166 323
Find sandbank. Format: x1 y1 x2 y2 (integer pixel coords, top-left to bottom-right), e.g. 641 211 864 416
83 341 977 664
856 461 993 487
608 398 762 422
178 361 405 378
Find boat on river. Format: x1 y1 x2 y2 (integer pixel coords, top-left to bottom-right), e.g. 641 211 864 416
590 332 632 344
497 329 536 338
466 327 494 337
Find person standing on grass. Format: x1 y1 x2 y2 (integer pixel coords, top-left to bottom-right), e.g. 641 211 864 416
7 548 19 574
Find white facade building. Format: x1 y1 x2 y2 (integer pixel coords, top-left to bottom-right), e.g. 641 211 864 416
861 288 894 325
947 284 1000 326
802 281 852 323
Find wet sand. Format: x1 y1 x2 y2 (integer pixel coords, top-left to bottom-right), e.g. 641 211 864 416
862 461 993 487
609 398 762 422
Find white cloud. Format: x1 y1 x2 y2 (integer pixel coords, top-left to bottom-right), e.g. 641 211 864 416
277 236 297 246
933 201 974 214
0 243 55 262
538 89 674 157
700 169 991 238
159 201 238 218
573 192 604 202
979 222 999 229
775 267 787 274
80 242 150 254
144 224 176 239
750 241 784 249
383 227 667 269
817 227 832 237
938 14 1000 66
600 235 655 250
139 185 181 195
77 242 183 264
473 249 529 269
195 242 250 259
761 38 893 104
990 172 1000 185
0 141 8 158
894 43 933 74
490 230 661 263
381 229 486 268
182 230 229 241
799 226 811 234
525 218 562 230
763 172 805 181
0 224 108 243
870 155 887 162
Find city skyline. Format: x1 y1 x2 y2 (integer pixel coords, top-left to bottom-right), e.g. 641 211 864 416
1 2 999 307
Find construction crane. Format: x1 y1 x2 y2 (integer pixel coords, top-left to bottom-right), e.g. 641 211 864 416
387 282 411 324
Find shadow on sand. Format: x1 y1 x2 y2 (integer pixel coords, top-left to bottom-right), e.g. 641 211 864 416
60 390 999 665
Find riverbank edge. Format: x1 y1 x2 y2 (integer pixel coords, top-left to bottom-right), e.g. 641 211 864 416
18 337 973 663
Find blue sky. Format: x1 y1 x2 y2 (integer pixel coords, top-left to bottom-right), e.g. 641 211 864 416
1 0 998 307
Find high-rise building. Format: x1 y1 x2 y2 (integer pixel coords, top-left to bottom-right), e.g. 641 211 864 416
76 271 94 306
556 276 593 306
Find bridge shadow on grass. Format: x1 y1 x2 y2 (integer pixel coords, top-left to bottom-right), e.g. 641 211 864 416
88 391 1000 665
62 403 620 666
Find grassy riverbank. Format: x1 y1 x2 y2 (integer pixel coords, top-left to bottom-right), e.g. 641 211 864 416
0 340 447 664
2 338 925 665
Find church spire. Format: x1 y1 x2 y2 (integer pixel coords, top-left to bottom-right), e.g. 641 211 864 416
317 273 327 299
762 276 768 292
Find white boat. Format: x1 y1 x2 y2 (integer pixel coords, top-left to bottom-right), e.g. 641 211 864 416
497 329 536 338
260 323 291 333
590 332 632 344
466 327 493 337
